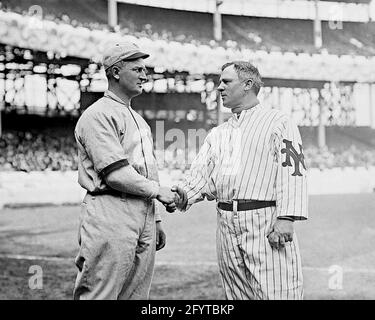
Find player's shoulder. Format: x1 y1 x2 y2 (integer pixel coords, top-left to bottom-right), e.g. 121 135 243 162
215 121 231 132
78 96 123 123
268 108 295 127
251 107 291 133
206 120 232 138
259 107 288 120
268 109 301 138
76 97 126 136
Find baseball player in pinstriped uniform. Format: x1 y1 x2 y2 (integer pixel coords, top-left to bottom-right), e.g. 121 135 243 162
173 61 308 300
73 43 178 300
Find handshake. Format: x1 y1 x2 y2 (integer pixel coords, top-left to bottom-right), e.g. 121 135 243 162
156 185 187 213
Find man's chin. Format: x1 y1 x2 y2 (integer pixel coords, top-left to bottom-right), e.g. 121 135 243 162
132 88 143 96
221 101 230 109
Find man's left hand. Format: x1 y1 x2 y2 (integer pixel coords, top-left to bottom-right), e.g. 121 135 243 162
156 222 166 251
267 218 294 250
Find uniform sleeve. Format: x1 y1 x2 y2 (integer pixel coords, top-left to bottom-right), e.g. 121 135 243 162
272 116 308 220
78 111 128 177
179 130 216 211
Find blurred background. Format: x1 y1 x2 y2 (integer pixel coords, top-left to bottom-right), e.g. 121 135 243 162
1 0 375 300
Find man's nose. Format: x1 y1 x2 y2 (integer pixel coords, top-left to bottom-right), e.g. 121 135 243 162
139 71 147 82
217 83 224 92
139 74 147 82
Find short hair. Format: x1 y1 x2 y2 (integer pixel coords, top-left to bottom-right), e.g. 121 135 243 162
221 61 264 95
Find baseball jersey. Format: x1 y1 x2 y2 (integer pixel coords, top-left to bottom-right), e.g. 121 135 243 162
181 104 308 220
75 90 161 220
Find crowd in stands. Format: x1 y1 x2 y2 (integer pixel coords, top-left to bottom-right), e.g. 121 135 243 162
0 3 218 48
304 145 375 170
0 2 242 51
0 131 78 172
2 1 374 56
1 130 375 172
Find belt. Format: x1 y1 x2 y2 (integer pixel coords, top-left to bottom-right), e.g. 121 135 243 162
218 200 276 211
86 190 152 203
87 189 123 197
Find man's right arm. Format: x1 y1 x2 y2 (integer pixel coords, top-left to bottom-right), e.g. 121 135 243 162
77 111 175 205
105 165 175 204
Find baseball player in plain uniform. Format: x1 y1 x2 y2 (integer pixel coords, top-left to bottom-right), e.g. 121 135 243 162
73 42 177 300
173 61 308 300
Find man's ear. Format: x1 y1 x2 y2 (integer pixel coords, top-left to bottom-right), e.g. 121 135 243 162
244 79 253 92
111 66 120 80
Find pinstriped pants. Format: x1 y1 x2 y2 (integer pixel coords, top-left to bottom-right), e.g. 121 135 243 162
216 205 304 300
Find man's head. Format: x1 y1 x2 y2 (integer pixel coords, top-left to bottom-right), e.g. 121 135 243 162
218 61 263 109
103 42 149 98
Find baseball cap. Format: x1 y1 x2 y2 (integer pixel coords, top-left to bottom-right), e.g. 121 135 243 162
102 42 150 70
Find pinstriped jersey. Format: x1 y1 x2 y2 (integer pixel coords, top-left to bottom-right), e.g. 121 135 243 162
180 104 308 220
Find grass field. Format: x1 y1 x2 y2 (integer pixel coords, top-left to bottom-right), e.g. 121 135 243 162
1 193 375 300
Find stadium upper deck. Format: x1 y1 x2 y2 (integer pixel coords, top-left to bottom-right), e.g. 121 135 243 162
1 0 375 56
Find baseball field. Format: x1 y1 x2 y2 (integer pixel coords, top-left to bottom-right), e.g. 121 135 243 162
1 193 375 300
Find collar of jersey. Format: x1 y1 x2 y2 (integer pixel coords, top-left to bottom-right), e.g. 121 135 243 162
230 104 259 126
104 90 131 107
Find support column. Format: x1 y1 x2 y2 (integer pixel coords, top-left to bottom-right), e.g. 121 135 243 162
318 88 326 149
108 0 118 28
370 83 375 129
0 107 2 138
213 0 223 41
314 0 323 49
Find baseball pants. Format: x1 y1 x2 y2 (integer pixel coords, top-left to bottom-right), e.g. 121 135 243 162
216 205 304 300
73 193 156 300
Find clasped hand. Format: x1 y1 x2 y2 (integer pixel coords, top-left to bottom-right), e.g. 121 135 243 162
156 185 187 213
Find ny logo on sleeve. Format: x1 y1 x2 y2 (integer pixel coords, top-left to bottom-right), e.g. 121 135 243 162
281 139 306 176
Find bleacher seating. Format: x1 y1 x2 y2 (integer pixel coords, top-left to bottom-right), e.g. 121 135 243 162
1 0 375 173
1 127 375 172
1 0 375 56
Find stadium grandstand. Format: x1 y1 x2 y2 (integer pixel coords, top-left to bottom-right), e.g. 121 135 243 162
1 0 375 174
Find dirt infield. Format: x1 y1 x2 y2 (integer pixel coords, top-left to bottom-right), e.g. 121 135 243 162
1 194 375 299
